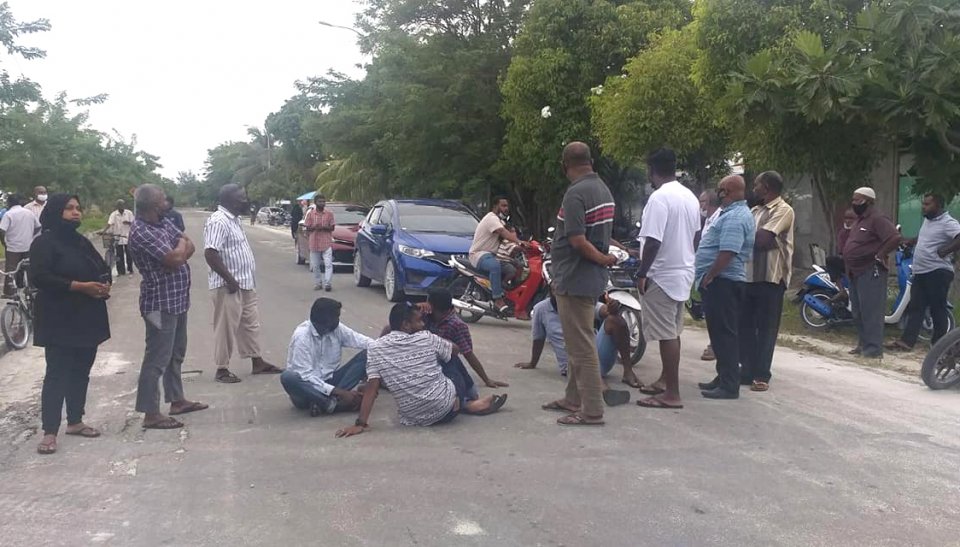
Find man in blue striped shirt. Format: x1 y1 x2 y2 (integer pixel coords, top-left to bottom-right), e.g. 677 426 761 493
694 175 755 400
204 184 283 383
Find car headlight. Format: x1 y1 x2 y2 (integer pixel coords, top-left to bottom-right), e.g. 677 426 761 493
398 245 435 259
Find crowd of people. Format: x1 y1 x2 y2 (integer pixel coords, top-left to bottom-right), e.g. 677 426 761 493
18 141 959 453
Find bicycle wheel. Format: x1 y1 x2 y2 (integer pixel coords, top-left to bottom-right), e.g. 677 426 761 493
1 303 30 350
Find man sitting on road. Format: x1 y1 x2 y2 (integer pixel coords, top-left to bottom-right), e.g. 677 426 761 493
336 302 507 438
515 286 639 398
468 196 526 317
281 298 374 416
423 289 509 390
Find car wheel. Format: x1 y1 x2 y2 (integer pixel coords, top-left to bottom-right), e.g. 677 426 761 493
354 251 371 287
384 259 404 302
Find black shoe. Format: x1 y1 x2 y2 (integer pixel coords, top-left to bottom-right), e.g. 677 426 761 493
701 387 739 400
697 378 719 391
309 402 322 417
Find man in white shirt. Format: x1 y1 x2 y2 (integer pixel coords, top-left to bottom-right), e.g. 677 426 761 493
23 186 47 218
634 148 701 410
281 298 374 416
0 194 41 295
468 197 525 315
107 199 136 275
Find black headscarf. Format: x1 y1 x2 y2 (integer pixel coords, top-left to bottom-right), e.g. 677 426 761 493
39 193 83 239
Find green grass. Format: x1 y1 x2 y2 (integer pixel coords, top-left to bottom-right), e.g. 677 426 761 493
80 211 108 234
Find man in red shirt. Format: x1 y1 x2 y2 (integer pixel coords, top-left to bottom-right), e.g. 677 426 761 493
304 194 335 292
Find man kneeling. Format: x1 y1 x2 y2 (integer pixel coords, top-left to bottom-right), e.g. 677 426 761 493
336 302 507 438
281 298 373 416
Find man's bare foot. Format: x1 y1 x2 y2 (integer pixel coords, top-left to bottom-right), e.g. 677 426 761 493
37 434 57 455
465 394 507 416
541 399 580 413
621 370 642 389
639 382 666 395
169 401 209 415
514 362 537 369
251 358 282 374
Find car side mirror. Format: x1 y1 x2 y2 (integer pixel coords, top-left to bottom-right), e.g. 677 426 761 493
370 224 389 236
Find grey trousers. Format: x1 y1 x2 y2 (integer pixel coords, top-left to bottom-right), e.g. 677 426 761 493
135 311 188 414
849 268 888 357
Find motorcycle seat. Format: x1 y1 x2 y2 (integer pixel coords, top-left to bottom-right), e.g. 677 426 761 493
454 256 487 277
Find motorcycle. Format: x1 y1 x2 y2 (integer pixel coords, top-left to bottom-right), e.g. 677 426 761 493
921 327 960 389
541 245 646 365
796 245 954 340
450 239 549 323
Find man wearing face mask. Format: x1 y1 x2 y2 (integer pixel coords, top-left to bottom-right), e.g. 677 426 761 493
25 186 48 218
280 298 372 416
842 187 901 358
887 194 960 351
739 171 795 392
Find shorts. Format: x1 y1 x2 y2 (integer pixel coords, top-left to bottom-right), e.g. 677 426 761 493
641 281 684 341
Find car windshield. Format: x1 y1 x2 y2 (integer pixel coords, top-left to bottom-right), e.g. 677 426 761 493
396 203 478 233
327 205 368 225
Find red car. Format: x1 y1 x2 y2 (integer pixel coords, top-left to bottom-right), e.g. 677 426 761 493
296 202 370 269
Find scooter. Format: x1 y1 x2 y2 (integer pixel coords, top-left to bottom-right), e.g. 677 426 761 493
796 245 954 341
450 239 548 323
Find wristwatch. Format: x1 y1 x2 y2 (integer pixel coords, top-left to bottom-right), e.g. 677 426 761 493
355 419 367 428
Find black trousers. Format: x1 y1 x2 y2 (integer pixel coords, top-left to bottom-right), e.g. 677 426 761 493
703 278 745 393
41 345 98 434
115 244 134 275
739 282 786 383
901 269 954 347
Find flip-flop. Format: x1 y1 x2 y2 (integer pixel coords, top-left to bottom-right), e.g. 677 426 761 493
621 377 643 389
37 439 57 455
252 364 283 375
637 397 684 410
472 394 507 416
143 417 184 430
65 426 101 438
541 400 579 413
603 389 631 407
557 413 604 426
638 385 666 396
216 369 242 383
169 402 210 416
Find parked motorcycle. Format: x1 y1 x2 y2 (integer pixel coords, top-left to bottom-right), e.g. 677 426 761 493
795 246 954 341
450 239 549 323
920 327 960 389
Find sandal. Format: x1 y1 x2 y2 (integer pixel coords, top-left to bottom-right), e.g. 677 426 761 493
143 417 184 430
557 413 604 426
472 394 507 416
251 363 283 375
541 400 579 413
602 389 631 407
638 385 666 396
169 401 209 416
37 437 57 455
637 396 684 409
750 380 770 392
65 426 101 438
216 369 242 383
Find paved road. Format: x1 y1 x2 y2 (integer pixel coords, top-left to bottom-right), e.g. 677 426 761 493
2 210 959 546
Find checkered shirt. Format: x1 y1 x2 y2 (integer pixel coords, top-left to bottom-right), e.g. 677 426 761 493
428 310 473 355
129 217 191 315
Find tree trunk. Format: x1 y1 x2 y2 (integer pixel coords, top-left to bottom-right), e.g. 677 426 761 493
812 171 838 255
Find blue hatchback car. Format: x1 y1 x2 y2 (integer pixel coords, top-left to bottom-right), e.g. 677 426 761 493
354 199 480 301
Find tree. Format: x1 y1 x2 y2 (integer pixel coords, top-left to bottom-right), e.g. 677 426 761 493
0 2 49 107
591 27 730 186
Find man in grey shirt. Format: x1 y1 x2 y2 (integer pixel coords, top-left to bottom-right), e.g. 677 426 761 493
888 193 960 350
540 142 627 426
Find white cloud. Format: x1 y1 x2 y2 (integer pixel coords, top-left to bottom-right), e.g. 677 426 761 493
6 0 366 178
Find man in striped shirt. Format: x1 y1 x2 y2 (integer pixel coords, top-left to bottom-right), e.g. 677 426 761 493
542 142 626 427
203 184 282 383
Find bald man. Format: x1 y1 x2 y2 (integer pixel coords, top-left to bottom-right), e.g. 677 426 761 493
542 142 627 426
693 175 756 399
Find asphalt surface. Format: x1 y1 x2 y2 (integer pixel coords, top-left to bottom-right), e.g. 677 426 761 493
1 210 959 546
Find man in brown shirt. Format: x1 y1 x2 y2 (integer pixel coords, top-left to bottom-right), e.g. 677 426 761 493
739 171 795 391
843 187 901 358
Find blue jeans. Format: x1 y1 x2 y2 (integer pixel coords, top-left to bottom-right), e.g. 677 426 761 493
434 355 477 424
476 254 504 299
596 327 617 378
280 351 367 414
311 248 333 288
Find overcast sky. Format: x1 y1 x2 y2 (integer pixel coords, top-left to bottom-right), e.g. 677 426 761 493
7 0 366 179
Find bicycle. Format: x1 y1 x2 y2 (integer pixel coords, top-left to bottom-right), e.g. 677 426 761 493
0 258 36 350
99 232 117 274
